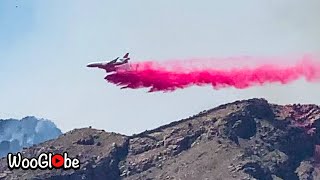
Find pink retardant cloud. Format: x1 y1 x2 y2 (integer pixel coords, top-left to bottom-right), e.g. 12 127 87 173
103 55 320 92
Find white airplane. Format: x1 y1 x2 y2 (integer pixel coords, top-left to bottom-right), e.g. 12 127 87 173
87 53 130 72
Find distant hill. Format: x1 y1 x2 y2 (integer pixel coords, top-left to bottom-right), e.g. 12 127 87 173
0 116 62 157
1 99 320 180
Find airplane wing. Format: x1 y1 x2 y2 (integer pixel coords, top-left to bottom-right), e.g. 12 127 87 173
108 58 119 64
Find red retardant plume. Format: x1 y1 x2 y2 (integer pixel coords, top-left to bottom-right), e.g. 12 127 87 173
104 55 320 92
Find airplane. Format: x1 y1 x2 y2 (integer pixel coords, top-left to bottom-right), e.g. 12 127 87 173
87 53 130 72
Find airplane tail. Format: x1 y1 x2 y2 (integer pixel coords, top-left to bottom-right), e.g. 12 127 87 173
123 53 129 58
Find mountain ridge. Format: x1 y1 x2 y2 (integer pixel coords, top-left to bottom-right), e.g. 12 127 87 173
1 98 320 180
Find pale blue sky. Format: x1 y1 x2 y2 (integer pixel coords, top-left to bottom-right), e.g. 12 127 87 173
1 0 320 134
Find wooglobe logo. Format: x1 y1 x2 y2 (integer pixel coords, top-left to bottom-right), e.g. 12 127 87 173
7 152 80 170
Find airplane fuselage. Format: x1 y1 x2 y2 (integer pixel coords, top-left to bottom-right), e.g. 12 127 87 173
87 62 105 68
87 53 130 73
87 61 127 73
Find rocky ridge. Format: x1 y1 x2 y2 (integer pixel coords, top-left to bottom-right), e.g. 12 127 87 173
1 98 320 180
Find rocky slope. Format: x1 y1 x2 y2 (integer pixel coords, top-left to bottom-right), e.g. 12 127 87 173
0 116 62 157
1 98 320 180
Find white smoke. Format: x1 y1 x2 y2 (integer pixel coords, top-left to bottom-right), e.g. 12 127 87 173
0 116 62 157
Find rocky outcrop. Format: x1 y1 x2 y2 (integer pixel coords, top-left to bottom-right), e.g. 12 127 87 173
1 98 320 179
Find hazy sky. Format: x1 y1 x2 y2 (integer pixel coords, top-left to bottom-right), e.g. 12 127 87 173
1 0 320 135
